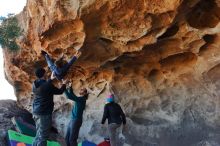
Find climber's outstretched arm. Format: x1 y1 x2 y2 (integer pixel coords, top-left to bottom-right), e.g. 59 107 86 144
61 51 81 73
62 56 77 72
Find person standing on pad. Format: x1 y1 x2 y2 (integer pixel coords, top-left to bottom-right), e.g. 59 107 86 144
64 83 88 146
41 50 81 80
32 68 66 146
101 94 126 146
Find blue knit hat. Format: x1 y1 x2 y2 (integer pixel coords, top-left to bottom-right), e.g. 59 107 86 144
106 94 114 103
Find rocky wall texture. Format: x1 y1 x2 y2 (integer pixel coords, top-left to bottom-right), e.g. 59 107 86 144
3 0 220 145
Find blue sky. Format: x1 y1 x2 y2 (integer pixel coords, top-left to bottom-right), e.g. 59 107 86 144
0 0 26 100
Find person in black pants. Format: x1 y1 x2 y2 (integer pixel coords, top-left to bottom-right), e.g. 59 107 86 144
101 94 126 146
64 84 88 146
32 68 66 146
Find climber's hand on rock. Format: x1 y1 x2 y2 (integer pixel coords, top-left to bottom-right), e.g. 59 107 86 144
50 72 56 80
75 51 81 58
41 50 47 56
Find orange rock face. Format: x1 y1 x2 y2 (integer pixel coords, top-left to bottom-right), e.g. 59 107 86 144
4 0 220 145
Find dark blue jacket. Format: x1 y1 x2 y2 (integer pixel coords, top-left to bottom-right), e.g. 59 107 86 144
64 88 88 120
101 102 126 125
32 79 66 115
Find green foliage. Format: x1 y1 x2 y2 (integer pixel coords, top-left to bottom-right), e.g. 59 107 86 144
0 16 22 51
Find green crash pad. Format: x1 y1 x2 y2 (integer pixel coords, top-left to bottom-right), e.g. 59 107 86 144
8 130 60 146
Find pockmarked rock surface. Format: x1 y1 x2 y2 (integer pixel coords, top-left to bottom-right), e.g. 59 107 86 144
3 0 220 145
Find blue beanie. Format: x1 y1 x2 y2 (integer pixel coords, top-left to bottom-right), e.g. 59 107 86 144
106 94 114 103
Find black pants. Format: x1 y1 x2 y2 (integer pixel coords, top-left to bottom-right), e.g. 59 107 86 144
65 119 82 146
32 114 52 146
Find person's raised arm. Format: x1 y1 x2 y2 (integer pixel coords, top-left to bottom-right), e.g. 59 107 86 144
50 76 66 94
120 106 126 125
101 105 108 124
64 87 81 102
51 84 66 95
62 51 81 72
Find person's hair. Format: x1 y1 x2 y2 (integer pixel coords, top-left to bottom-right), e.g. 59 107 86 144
35 68 45 78
79 88 88 97
82 88 88 94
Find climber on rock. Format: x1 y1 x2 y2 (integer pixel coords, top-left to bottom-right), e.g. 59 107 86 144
41 49 81 80
64 82 89 146
101 93 126 146
32 68 66 146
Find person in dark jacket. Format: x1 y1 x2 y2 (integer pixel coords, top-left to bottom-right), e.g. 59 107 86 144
41 50 81 80
101 94 126 146
64 85 88 146
32 68 66 146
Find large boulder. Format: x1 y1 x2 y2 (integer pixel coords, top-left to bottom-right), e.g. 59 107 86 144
3 0 220 145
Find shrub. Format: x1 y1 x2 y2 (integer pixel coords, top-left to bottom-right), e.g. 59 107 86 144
0 16 22 51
